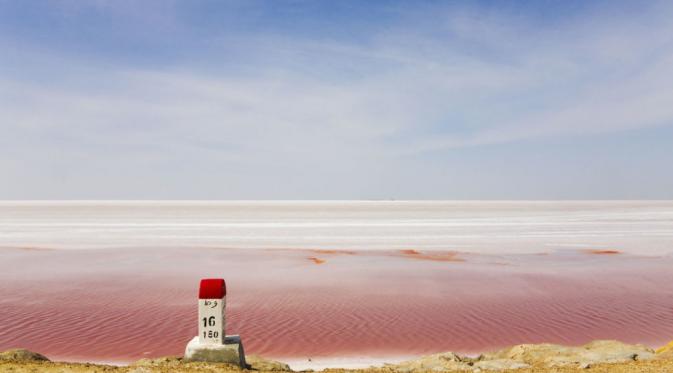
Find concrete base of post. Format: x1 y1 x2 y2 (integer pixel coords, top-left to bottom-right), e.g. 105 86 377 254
184 335 247 367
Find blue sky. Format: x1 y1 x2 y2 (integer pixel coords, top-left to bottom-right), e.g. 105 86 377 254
1 0 673 199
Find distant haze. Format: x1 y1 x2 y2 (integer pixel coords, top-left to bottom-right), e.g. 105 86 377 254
1 1 673 199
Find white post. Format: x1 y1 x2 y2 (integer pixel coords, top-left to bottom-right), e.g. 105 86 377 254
198 278 226 344
185 278 246 366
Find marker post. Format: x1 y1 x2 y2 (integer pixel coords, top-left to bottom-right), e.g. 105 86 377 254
184 278 246 367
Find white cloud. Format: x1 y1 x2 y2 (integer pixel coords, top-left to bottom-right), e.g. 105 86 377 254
1 1 673 198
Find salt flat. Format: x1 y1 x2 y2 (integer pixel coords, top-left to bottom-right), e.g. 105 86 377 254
2 201 673 365
1 201 672 254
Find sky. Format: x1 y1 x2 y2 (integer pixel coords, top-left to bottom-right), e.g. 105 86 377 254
1 0 673 200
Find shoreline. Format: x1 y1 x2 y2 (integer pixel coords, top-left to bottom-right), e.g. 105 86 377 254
37 355 419 371
2 339 672 372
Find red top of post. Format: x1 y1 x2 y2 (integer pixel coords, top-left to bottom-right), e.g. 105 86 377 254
199 278 226 299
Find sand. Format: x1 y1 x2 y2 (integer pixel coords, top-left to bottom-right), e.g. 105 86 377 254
2 341 673 372
2 360 670 372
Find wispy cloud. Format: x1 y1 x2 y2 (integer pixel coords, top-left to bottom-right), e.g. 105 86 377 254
1 1 673 198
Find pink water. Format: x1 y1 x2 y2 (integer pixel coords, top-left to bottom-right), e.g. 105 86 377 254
1 247 673 363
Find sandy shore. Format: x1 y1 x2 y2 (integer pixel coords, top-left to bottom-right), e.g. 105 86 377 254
6 360 673 372
2 339 673 372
